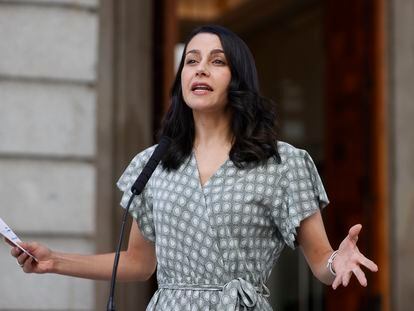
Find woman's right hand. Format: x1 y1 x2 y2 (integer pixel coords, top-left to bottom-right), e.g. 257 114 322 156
10 241 54 274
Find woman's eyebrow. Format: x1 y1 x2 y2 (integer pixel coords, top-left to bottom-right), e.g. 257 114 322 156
210 49 225 55
185 49 200 56
185 49 225 56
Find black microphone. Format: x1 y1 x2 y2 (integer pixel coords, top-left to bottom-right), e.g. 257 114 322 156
131 136 172 195
107 136 172 311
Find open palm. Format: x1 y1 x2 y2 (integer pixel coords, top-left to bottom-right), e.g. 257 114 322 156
332 224 378 289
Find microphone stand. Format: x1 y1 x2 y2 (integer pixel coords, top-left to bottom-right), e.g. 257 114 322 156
106 194 135 311
106 136 171 311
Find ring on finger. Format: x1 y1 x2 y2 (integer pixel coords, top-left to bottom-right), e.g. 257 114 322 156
17 261 24 267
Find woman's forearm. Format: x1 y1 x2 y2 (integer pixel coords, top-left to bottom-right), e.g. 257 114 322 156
11 222 156 281
50 250 154 282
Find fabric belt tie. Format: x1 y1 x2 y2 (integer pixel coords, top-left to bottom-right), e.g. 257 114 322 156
152 278 269 311
219 278 270 310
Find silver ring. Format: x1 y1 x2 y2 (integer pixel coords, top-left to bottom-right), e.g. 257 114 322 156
17 262 23 267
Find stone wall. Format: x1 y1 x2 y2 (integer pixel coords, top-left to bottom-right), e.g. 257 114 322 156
0 0 99 309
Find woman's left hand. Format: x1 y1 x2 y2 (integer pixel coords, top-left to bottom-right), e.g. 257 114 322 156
331 224 378 289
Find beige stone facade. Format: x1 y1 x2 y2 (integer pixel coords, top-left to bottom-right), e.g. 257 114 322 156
0 1 98 310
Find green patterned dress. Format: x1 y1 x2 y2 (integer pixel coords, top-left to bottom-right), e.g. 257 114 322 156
117 141 329 310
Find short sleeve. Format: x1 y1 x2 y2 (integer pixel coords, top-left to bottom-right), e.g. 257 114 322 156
271 145 329 249
116 146 156 243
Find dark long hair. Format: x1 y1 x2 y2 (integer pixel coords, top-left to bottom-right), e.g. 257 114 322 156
159 25 280 170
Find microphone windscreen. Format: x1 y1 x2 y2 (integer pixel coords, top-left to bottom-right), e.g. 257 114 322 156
131 136 172 195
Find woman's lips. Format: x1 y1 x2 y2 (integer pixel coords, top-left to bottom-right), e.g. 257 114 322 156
191 82 213 95
191 82 213 91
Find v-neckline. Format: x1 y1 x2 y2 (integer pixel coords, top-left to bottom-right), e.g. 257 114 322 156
191 151 229 189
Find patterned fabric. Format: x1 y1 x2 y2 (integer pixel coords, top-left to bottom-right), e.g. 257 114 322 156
117 141 329 310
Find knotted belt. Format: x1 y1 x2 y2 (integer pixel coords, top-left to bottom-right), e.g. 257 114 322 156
149 278 270 311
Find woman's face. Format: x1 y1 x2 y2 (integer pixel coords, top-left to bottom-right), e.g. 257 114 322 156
181 33 231 113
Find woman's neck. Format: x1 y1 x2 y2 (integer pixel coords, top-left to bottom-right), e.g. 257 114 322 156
193 110 233 149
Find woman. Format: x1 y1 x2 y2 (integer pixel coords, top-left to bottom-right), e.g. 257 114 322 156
8 25 377 310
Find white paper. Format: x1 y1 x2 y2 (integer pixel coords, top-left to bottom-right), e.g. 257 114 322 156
0 217 38 262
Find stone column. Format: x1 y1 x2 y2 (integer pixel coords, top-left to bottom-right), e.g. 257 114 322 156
389 0 414 310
